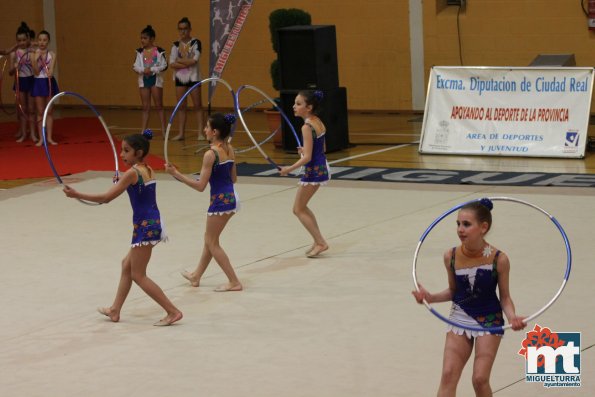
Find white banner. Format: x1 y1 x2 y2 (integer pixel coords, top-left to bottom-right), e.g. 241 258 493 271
419 67 594 158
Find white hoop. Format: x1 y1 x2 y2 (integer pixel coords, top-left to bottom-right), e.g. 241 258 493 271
41 91 120 206
412 197 571 332
163 77 235 165
235 84 302 170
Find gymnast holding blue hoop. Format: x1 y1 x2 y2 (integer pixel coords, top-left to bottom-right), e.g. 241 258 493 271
63 130 183 326
278 90 330 258
412 198 526 396
165 113 243 292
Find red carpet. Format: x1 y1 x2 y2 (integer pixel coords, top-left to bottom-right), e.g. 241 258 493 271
0 117 164 180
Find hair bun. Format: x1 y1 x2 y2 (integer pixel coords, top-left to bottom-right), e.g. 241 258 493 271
142 129 153 140
479 198 493 211
313 90 324 100
223 113 236 125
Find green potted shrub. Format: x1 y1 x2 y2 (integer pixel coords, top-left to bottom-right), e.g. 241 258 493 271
266 8 311 147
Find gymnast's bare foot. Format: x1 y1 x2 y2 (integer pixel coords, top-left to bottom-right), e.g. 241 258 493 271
154 311 183 326
306 243 329 258
171 134 184 141
97 306 120 322
48 139 57 145
214 282 243 292
181 270 200 287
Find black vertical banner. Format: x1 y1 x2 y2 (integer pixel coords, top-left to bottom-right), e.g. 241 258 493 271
209 0 254 103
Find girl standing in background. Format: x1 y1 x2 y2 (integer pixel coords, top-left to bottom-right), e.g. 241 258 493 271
169 17 205 141
31 30 59 146
133 25 167 136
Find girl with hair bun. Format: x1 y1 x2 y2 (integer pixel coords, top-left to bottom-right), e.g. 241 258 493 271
9 22 36 143
169 17 205 141
279 90 329 258
165 113 243 292
133 25 168 136
63 130 183 326
412 198 525 396
0 21 31 56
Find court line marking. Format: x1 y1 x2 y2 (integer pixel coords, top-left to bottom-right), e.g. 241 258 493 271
232 144 417 166
109 125 272 135
328 143 417 165
108 125 418 161
108 125 420 137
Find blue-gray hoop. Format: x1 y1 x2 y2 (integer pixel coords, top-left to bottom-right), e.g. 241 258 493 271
412 196 571 332
163 77 236 165
42 91 120 206
233 98 278 154
235 84 302 170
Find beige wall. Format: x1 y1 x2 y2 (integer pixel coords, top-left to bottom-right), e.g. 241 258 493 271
1 1 595 112
424 1 594 70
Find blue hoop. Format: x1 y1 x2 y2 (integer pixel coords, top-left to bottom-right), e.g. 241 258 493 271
42 91 120 206
163 77 236 164
412 196 571 332
235 84 302 170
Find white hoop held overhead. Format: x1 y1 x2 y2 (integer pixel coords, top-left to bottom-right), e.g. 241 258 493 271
235 84 302 170
412 196 571 332
163 77 236 165
42 91 120 206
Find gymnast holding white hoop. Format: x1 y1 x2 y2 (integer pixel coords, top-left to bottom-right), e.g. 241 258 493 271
412 198 526 396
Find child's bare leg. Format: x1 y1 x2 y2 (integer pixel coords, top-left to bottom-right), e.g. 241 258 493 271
139 88 151 132
190 87 205 139
45 104 56 145
181 240 212 287
34 97 56 145
301 207 328 255
293 185 328 256
129 245 182 325
172 86 187 140
206 214 242 291
98 251 133 322
34 96 45 146
16 92 27 141
151 86 166 136
27 94 36 141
